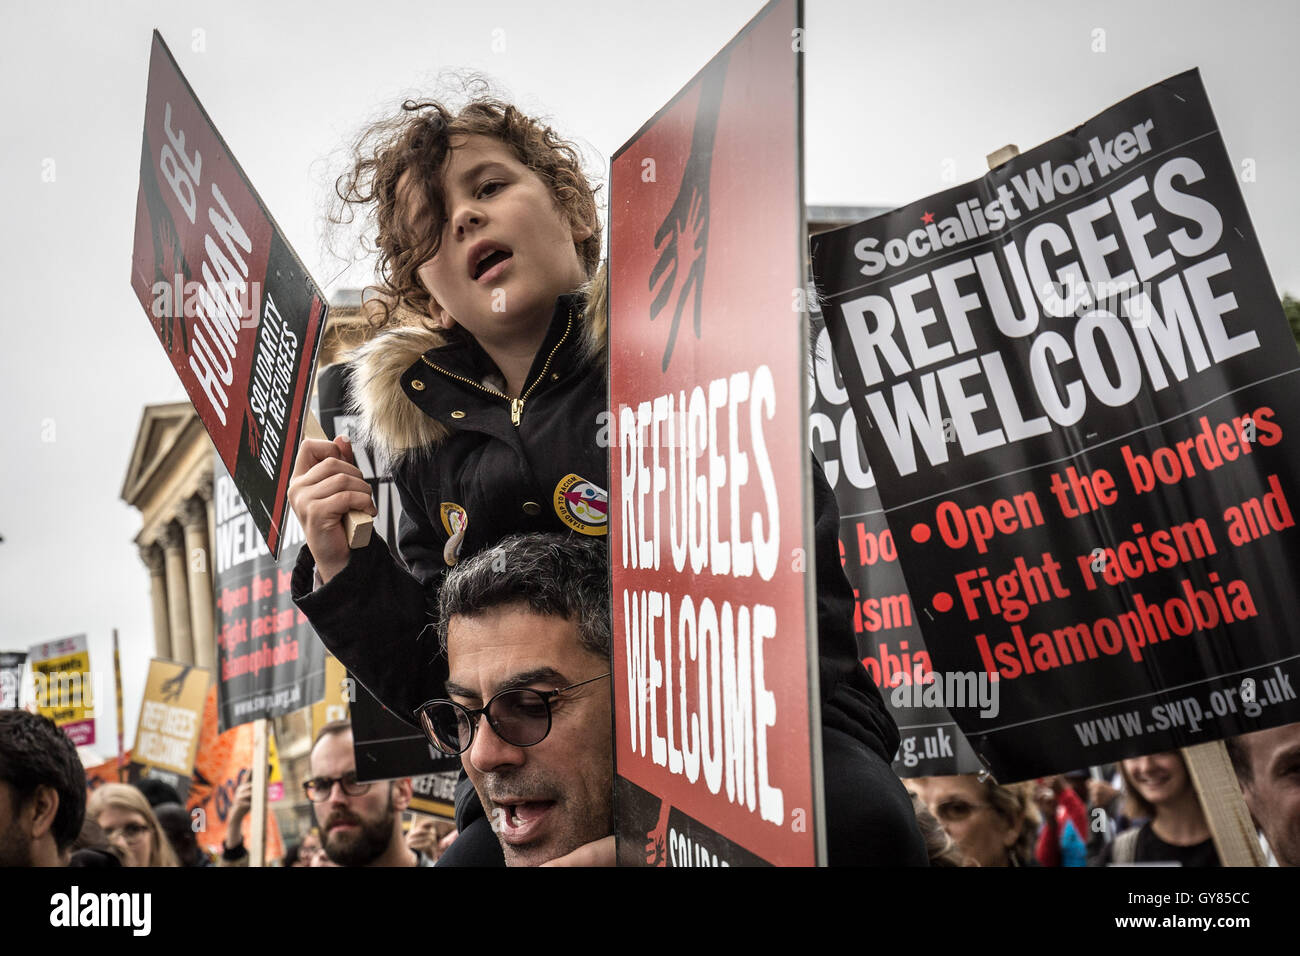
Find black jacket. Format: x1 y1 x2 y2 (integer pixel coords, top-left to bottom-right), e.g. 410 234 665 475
292 293 609 722
293 291 898 756
291 292 909 861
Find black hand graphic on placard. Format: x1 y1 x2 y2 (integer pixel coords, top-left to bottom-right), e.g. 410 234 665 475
160 665 193 702
647 52 728 373
650 187 708 371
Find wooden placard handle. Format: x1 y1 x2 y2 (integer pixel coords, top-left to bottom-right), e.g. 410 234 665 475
987 144 1020 169
301 411 374 549
250 717 269 867
1182 740 1265 866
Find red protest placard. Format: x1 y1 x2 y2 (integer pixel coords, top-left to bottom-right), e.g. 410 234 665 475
130 31 326 558
610 0 821 866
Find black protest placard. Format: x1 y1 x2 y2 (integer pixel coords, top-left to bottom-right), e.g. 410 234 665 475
348 679 457 780
809 315 983 776
408 770 459 818
815 70 1300 781
316 363 458 778
213 454 326 731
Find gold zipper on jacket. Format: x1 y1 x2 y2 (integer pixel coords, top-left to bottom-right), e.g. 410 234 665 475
419 309 574 427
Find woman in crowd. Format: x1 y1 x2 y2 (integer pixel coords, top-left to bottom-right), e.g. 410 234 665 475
910 792 972 867
86 783 179 868
1094 751 1220 866
295 828 325 867
908 774 1039 867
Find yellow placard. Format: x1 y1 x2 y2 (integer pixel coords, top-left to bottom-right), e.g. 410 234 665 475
267 726 285 801
132 659 211 778
311 653 351 740
29 635 96 746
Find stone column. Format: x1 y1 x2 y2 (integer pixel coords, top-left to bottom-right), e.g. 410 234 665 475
197 474 215 577
181 496 215 672
139 543 171 660
160 521 194 664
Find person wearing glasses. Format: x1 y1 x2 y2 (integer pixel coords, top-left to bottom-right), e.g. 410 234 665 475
906 775 1040 867
304 720 430 867
87 783 179 868
416 533 614 866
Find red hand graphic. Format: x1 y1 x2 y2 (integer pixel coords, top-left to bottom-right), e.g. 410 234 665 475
644 800 672 867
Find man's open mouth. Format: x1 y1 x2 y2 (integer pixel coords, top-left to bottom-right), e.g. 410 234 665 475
494 799 556 842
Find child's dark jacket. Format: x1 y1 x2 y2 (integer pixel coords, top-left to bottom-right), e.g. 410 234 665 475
292 291 901 768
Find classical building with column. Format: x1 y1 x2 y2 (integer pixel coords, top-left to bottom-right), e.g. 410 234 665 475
121 292 371 845
123 404 212 667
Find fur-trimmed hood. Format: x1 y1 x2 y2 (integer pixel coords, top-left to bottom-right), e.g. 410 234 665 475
342 266 608 462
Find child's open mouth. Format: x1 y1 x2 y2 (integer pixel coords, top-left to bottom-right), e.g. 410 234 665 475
471 247 513 281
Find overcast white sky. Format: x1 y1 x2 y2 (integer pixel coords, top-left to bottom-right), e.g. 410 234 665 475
2 0 1296 751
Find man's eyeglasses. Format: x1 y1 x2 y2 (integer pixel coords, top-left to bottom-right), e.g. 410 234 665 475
416 674 610 756
302 772 373 802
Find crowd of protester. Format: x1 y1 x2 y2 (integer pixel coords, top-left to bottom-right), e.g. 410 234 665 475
5 81 1287 872
1 535 1295 871
2 700 1297 868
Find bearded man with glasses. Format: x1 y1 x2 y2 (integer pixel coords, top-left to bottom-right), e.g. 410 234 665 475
304 720 431 867
418 534 614 867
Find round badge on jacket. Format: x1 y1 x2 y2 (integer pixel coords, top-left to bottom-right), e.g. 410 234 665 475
553 474 608 536
439 503 468 537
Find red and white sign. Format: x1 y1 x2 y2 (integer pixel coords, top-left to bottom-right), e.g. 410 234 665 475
130 31 327 558
609 0 822 866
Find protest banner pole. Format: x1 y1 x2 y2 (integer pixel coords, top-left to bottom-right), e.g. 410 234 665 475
301 411 373 548
113 629 125 781
1182 741 1264 866
250 717 269 866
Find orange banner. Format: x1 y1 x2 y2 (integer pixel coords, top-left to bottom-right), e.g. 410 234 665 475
188 686 284 861
85 751 130 795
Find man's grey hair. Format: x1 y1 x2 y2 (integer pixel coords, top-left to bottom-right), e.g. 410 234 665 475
436 534 610 659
